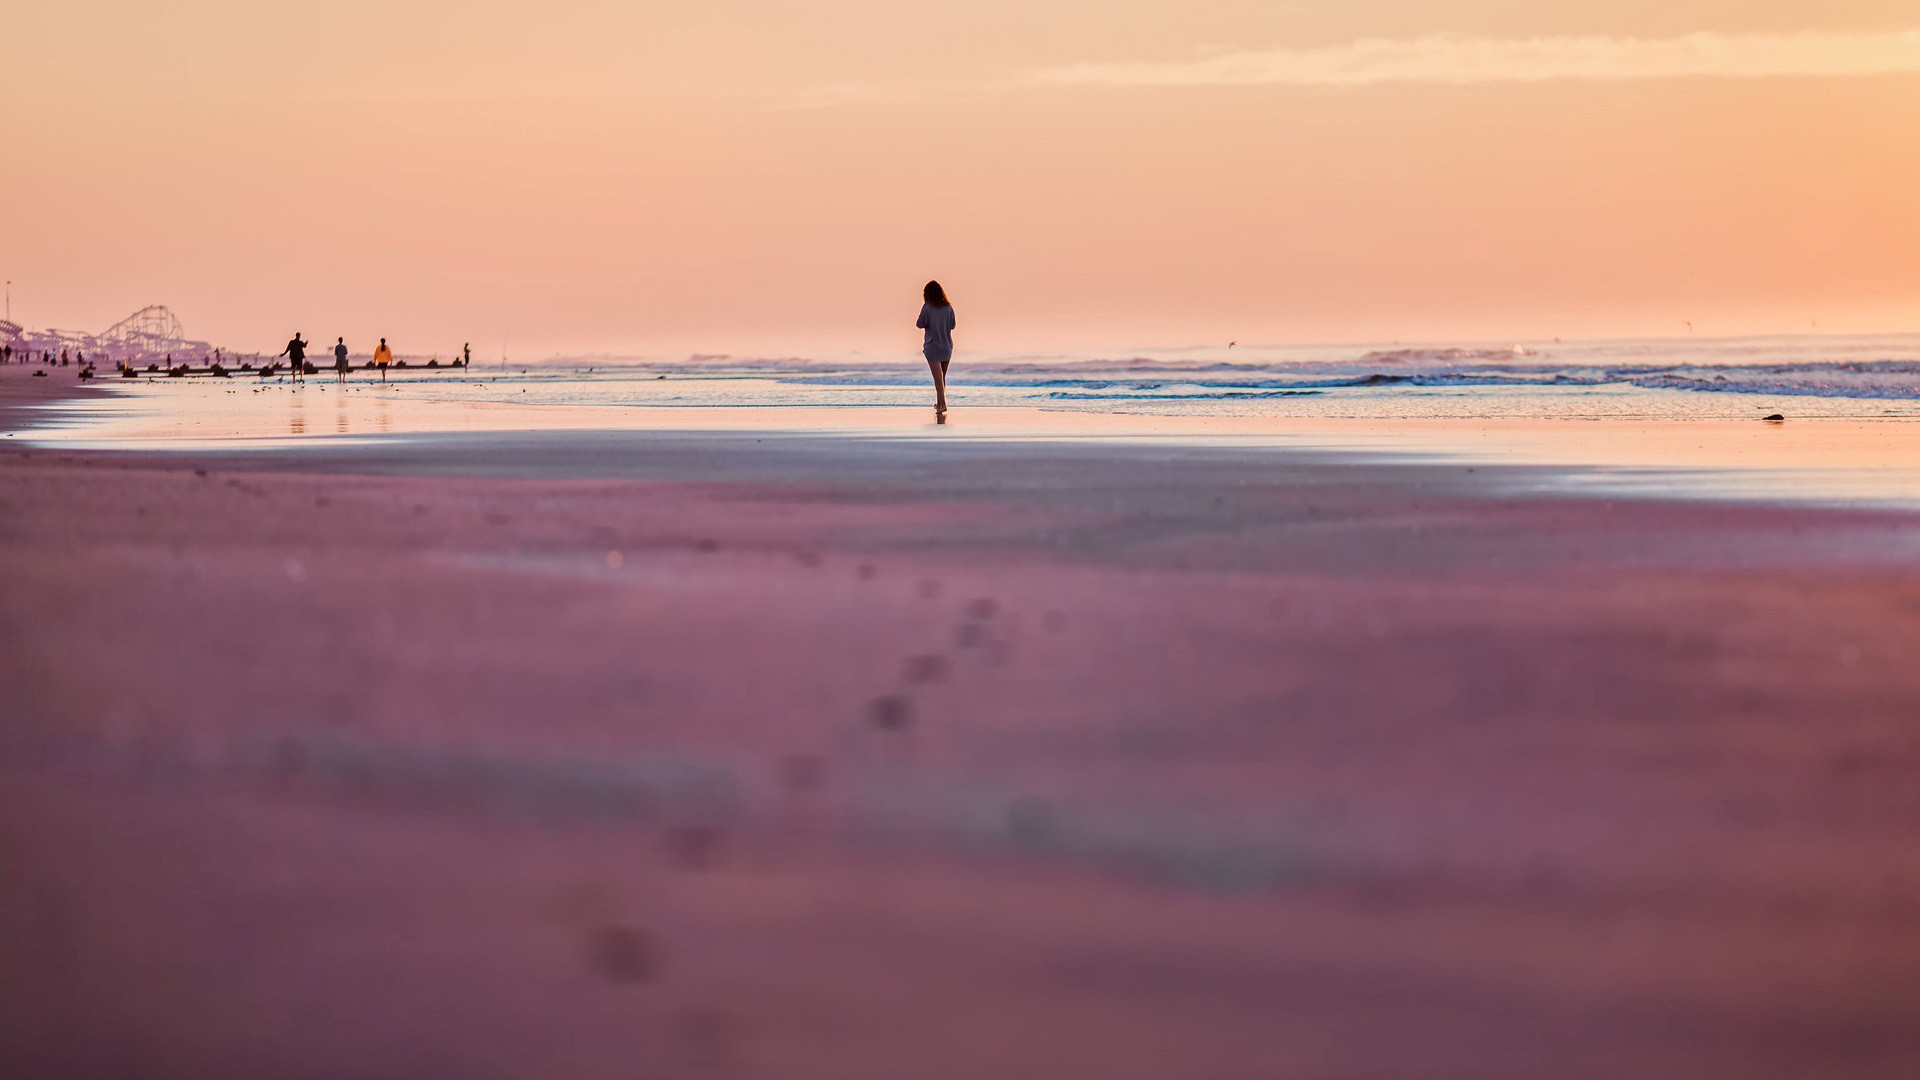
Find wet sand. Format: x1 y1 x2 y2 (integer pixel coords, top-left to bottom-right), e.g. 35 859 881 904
5 365 1920 1078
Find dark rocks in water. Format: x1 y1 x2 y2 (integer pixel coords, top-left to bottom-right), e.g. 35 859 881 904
394 359 408 368
77 367 93 380
426 359 439 368
869 695 913 731
587 925 655 984
167 366 186 377
1763 414 1785 422
210 364 228 377
1355 373 1409 386
120 366 138 378
302 361 318 375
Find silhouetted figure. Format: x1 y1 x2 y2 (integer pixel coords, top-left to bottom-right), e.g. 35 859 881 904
278 333 308 382
373 337 392 383
463 342 471 368
916 280 956 416
61 349 69 367
333 337 349 383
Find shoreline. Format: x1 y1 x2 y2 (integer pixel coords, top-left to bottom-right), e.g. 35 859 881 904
15 362 1920 510
6 362 1920 1077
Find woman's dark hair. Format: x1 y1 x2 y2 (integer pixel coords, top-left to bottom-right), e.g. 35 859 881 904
923 280 950 308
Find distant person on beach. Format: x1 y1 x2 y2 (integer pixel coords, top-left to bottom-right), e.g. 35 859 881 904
373 338 392 382
916 280 956 416
334 337 350 383
463 342 471 368
279 333 308 381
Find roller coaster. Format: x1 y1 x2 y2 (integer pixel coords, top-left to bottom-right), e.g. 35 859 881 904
1 304 217 362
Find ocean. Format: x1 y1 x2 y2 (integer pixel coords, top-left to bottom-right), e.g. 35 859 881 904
378 332 1920 420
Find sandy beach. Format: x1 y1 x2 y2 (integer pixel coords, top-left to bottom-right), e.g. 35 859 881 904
6 364 1920 1078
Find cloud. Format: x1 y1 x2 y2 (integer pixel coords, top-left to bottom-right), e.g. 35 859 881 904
1026 29 1920 89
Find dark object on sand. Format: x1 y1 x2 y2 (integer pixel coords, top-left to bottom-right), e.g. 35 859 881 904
426 359 439 368
146 363 160 372
121 366 138 378
1763 414 1785 422
587 925 655 983
31 370 46 377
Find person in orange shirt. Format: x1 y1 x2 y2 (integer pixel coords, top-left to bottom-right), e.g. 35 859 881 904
373 338 393 383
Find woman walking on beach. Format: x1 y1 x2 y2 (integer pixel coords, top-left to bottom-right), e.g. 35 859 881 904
917 280 956 416
333 337 350 383
373 337 393 383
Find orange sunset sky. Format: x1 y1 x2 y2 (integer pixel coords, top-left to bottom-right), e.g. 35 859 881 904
6 1 1919 358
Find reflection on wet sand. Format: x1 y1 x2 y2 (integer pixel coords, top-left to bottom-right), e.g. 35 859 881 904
21 377 1920 508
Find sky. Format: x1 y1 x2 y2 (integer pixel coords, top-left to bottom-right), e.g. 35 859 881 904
5 1 1919 358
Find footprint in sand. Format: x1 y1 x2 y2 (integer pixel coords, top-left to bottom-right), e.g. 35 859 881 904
586 924 656 984
665 824 724 870
777 754 826 792
869 694 913 731
902 654 949 685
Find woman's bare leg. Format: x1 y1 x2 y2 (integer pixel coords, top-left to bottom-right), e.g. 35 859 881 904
927 357 948 414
